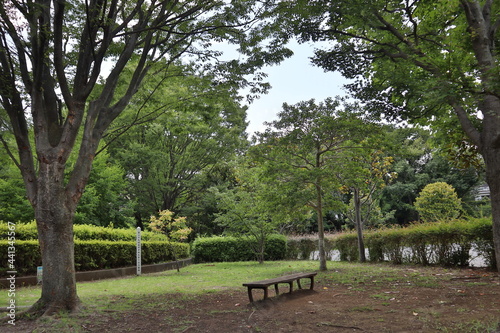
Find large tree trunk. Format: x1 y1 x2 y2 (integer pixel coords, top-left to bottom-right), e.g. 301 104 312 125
483 148 500 271
480 96 500 271
29 161 81 315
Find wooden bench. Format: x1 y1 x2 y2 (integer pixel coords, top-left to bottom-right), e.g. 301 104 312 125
242 272 317 302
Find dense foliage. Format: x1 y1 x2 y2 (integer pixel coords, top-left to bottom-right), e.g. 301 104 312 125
0 221 189 276
0 240 188 276
307 219 495 269
273 0 500 271
191 234 287 263
415 182 464 223
0 221 168 241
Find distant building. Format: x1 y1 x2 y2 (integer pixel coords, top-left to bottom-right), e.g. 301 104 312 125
474 184 490 201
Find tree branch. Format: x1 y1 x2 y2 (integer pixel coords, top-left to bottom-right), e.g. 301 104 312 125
447 96 481 147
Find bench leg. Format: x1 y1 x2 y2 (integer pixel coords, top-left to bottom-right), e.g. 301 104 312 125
248 287 270 302
288 282 293 293
297 278 302 289
274 284 279 296
247 288 254 303
309 276 315 290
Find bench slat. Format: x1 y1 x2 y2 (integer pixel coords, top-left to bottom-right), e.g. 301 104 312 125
242 273 316 287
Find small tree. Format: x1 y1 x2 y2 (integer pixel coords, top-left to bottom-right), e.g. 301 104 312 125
210 163 279 264
338 149 396 262
253 98 379 270
150 210 192 242
150 210 192 271
415 182 463 223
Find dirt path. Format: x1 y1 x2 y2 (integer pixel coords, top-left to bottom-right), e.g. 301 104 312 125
5 267 500 332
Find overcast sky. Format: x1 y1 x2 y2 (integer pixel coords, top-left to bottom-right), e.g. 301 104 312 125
241 41 350 136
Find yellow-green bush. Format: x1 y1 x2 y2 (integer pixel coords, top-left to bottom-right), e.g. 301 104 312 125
414 182 463 222
0 221 168 241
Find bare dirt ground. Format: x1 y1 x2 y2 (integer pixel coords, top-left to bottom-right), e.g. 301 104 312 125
5 266 500 333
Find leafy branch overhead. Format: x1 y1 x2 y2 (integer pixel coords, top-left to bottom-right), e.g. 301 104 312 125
273 0 500 272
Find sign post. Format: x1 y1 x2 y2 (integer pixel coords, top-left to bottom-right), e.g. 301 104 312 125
136 227 141 276
36 266 43 284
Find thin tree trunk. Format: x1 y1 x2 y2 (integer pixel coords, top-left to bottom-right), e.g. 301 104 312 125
316 184 327 271
354 188 366 263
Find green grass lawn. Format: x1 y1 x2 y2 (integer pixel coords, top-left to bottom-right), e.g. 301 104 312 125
6 260 449 310
7 261 322 308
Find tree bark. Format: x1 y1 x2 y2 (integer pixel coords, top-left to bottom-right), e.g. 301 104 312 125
316 183 327 271
485 164 500 271
353 188 366 263
30 161 81 315
479 96 500 271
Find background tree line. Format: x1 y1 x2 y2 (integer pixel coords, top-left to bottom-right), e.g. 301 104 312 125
1 95 487 234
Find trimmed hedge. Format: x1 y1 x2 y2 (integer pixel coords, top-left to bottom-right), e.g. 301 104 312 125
0 221 169 241
191 234 287 263
285 236 336 260
0 240 40 276
0 240 189 276
334 218 495 269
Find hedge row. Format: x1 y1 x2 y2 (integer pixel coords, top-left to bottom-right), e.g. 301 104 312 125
0 221 168 241
290 218 495 269
286 236 336 261
0 240 189 276
191 234 287 263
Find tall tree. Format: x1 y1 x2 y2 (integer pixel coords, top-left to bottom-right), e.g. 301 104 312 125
253 98 374 271
0 0 284 315
277 0 500 271
74 149 134 228
106 65 248 228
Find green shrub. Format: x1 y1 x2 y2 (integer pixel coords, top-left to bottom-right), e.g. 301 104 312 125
0 240 41 275
286 237 317 260
332 218 495 269
264 234 288 260
0 221 168 241
414 182 463 223
0 222 39 240
285 236 337 261
0 240 188 276
191 235 287 263
334 233 359 262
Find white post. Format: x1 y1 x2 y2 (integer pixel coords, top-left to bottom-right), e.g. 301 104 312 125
136 227 141 276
